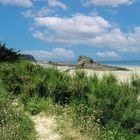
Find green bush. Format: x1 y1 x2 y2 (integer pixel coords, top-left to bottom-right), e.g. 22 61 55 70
0 42 20 62
0 61 139 139
0 85 35 140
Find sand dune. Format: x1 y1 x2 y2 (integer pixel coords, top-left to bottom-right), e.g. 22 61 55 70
38 62 140 82
68 66 140 82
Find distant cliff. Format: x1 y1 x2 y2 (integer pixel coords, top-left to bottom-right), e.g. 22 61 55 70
20 54 36 62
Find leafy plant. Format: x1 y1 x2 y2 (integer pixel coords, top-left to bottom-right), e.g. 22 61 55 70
0 42 20 62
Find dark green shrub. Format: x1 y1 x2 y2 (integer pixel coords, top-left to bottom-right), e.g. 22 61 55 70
0 85 35 140
0 42 20 62
44 68 72 104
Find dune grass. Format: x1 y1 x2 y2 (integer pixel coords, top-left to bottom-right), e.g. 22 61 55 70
0 82 35 140
0 61 140 140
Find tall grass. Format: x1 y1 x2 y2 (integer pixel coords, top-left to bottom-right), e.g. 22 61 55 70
0 61 140 140
0 83 35 140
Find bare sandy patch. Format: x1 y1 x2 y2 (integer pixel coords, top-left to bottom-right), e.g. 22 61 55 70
31 112 61 140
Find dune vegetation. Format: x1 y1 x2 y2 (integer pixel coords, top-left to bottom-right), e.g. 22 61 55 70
0 44 140 140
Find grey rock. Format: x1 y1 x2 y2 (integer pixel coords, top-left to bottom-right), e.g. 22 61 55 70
76 55 128 71
77 55 96 67
47 55 128 71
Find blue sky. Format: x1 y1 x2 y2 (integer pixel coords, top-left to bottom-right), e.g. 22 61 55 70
0 0 140 61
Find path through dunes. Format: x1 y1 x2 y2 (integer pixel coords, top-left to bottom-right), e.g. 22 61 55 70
31 112 61 140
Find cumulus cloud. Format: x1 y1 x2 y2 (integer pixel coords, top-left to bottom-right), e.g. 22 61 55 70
96 51 121 59
0 0 33 7
22 10 35 18
48 0 67 10
23 48 75 60
35 13 110 34
32 13 140 53
22 7 52 18
89 0 134 7
22 0 66 18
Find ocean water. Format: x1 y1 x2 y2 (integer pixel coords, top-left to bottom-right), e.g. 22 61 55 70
40 60 140 67
98 60 140 67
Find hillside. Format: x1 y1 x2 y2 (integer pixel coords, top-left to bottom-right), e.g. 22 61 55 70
0 60 140 140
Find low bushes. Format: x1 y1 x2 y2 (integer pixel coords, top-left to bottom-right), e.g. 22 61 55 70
0 84 35 140
0 42 20 62
0 61 140 140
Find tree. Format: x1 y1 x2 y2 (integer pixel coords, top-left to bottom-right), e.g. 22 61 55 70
0 42 20 62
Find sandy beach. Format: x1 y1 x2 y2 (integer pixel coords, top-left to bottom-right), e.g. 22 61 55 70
38 62 140 82
67 66 140 82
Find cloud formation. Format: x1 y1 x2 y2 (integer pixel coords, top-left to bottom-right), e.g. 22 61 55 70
48 0 67 10
0 0 33 7
96 51 120 59
22 7 52 18
23 48 75 60
22 0 67 18
89 0 133 7
33 14 140 53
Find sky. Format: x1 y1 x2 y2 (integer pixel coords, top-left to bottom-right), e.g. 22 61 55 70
0 0 140 61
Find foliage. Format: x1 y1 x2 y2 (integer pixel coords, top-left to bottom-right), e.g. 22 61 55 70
0 61 140 140
0 84 35 140
0 42 20 62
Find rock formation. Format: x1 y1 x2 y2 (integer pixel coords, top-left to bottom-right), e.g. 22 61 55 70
76 55 128 71
47 55 128 71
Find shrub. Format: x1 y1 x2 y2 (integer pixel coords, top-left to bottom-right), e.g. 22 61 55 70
0 85 35 140
0 61 139 139
0 42 20 62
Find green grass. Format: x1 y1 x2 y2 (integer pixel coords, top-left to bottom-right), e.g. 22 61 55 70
0 83 35 140
0 61 140 140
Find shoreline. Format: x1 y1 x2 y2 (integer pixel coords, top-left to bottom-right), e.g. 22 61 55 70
72 66 140 81
37 62 140 82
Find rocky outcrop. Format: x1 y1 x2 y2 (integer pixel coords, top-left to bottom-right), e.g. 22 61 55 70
76 55 97 68
47 55 128 71
48 61 74 67
76 55 128 71
20 54 36 62
77 55 96 66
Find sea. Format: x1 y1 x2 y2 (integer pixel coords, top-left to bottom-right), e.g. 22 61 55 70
40 60 140 67
98 60 140 67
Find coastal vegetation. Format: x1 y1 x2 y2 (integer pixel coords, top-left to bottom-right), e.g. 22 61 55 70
0 45 140 139
0 42 20 62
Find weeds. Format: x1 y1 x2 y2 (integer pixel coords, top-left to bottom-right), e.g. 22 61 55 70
0 61 139 140
0 84 35 140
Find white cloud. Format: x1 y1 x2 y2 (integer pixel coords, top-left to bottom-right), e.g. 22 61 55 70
89 0 134 7
34 13 111 42
23 48 75 60
22 8 52 18
22 0 64 18
32 13 140 53
36 7 52 17
0 0 33 7
48 0 67 10
96 51 121 59
22 10 35 18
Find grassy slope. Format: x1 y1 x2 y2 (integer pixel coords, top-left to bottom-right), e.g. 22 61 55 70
0 83 35 140
0 61 140 140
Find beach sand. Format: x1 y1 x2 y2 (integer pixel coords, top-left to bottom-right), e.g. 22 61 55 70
68 66 140 82
38 63 140 82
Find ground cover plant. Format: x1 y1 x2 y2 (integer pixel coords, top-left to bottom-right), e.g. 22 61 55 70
0 81 35 140
0 60 139 140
